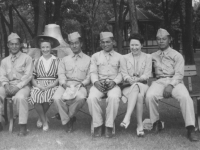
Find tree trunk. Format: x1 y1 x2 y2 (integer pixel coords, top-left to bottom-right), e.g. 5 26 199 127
184 0 194 64
127 0 138 34
9 5 13 33
0 8 9 56
37 0 45 35
179 0 186 55
53 0 62 25
31 0 39 36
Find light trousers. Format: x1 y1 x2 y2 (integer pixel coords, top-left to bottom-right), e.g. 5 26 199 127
145 79 195 127
0 85 30 124
87 86 121 128
53 86 87 125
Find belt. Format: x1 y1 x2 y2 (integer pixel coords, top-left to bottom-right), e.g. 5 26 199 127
37 77 56 80
156 76 173 79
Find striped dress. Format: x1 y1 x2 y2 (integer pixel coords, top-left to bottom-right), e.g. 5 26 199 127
28 56 59 105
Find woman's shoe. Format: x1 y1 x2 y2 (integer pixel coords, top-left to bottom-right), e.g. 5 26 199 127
43 122 49 132
120 121 130 129
136 128 144 137
36 119 43 128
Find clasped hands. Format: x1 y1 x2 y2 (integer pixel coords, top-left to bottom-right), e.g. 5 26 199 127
4 84 20 97
94 80 116 93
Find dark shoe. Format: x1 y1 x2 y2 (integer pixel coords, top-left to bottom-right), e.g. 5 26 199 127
18 124 27 137
51 113 61 120
152 120 162 133
93 126 102 137
66 117 76 133
187 130 199 142
0 122 3 132
105 127 113 138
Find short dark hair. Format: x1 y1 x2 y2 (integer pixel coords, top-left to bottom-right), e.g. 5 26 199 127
38 38 54 48
129 33 144 44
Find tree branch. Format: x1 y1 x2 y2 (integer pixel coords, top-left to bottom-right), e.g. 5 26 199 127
12 5 34 37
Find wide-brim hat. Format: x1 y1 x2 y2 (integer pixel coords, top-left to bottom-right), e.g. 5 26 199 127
34 35 60 49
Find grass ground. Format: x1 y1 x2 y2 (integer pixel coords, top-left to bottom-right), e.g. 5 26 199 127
1 52 200 150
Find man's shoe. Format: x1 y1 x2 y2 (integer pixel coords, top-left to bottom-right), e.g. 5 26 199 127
152 120 162 133
18 124 27 137
105 127 113 138
66 117 76 133
93 126 102 137
187 130 199 142
0 122 3 132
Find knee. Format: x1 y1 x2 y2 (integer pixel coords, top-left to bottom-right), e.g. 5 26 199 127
145 91 156 102
107 95 120 104
15 95 26 102
53 97 61 104
87 95 98 105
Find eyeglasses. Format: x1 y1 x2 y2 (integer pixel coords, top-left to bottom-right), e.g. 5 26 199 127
69 42 80 46
100 41 113 45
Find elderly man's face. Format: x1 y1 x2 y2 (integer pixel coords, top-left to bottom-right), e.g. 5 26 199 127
100 37 114 52
156 35 170 51
69 38 82 54
7 39 21 55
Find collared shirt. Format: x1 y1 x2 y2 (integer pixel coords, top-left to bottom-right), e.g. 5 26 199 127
151 47 184 86
90 50 122 84
120 52 152 82
58 51 91 86
0 51 33 89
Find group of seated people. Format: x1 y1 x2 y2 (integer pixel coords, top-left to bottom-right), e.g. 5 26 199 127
0 28 198 142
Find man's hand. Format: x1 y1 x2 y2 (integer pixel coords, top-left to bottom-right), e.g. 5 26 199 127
62 83 69 90
94 81 105 92
127 77 139 85
5 85 20 96
163 84 173 98
4 84 12 96
10 86 20 95
106 80 116 90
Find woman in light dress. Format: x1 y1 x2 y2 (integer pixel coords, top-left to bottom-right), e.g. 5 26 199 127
28 36 60 131
120 33 152 137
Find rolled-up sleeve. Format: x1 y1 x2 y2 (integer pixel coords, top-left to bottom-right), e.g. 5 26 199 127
16 56 33 89
58 59 67 86
169 54 184 87
90 54 99 84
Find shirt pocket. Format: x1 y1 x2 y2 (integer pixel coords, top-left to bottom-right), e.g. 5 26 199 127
65 65 74 75
15 65 25 73
110 61 119 69
97 61 106 72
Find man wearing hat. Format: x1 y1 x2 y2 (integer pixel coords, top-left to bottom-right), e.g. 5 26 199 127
145 28 198 141
0 33 33 136
53 32 90 133
87 32 122 138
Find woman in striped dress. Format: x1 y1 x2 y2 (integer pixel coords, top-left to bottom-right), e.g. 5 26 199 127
29 36 60 131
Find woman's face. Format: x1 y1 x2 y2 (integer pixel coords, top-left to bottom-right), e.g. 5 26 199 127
41 42 51 57
130 39 142 55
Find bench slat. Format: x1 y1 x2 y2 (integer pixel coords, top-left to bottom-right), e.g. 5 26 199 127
184 65 196 71
184 71 197 76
